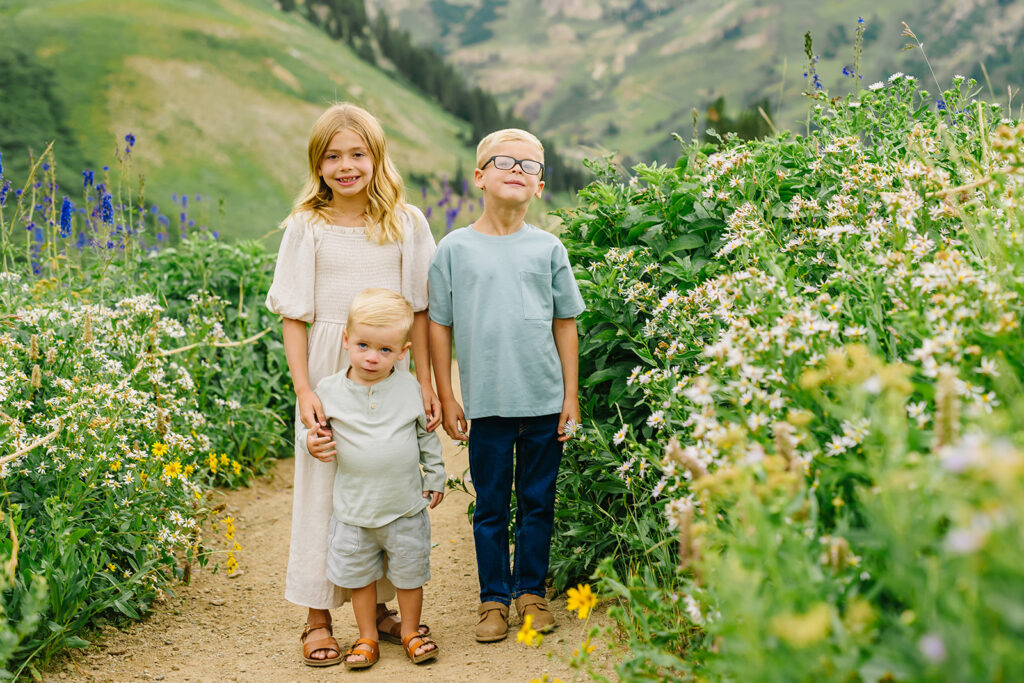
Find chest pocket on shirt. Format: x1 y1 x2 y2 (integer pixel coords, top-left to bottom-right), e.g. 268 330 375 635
520 271 553 320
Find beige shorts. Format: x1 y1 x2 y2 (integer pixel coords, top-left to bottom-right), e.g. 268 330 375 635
326 508 431 590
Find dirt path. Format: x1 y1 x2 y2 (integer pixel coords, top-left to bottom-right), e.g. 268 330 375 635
44 373 612 682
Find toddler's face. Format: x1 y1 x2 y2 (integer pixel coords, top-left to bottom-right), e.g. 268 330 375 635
343 323 410 385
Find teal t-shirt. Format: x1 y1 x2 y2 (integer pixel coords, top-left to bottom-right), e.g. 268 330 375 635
428 224 585 419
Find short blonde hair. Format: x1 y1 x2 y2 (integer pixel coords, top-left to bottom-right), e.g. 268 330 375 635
476 128 545 169
346 288 414 338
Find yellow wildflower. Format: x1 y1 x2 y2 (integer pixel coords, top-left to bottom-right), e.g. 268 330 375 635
231 460 242 476
107 563 116 572
151 442 168 458
771 602 831 648
109 460 122 472
226 552 238 574
566 583 597 620
222 517 235 540
183 464 195 477
206 452 218 473
572 638 596 657
517 614 542 647
220 452 229 466
163 461 182 480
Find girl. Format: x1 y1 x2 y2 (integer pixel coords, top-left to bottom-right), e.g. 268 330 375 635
265 103 441 667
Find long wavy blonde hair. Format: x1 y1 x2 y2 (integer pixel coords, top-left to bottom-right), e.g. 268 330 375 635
290 103 407 244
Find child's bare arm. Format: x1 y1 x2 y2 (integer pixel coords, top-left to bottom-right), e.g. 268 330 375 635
552 317 580 441
429 320 468 441
411 310 442 432
283 318 326 430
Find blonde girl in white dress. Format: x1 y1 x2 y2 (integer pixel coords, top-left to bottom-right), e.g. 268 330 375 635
265 103 441 667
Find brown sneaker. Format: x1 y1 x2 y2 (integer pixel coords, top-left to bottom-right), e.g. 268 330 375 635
476 601 509 642
515 594 556 632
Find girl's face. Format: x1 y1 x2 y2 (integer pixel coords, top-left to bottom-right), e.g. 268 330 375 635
318 128 375 204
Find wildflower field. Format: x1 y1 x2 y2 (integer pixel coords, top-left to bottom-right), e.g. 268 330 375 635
549 70 1024 680
3 55 1024 683
0 146 291 679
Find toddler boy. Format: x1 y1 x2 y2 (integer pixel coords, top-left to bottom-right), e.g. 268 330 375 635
302 288 445 667
428 129 585 642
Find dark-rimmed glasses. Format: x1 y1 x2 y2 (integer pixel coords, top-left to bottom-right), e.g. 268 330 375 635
481 155 544 177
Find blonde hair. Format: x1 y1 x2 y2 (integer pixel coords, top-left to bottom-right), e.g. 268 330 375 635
476 128 545 169
292 103 407 244
346 288 414 338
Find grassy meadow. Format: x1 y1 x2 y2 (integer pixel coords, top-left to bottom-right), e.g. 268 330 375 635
0 0 477 243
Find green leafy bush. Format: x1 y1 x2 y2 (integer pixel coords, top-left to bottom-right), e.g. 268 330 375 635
557 70 1024 680
0 143 290 677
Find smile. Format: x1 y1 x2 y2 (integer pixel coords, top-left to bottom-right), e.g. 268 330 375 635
336 176 360 185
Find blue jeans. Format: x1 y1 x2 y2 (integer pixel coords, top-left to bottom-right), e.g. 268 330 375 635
468 414 563 605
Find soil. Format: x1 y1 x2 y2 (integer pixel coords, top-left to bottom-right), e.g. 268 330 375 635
43 373 612 682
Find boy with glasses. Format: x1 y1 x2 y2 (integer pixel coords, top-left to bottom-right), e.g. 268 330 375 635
428 129 585 642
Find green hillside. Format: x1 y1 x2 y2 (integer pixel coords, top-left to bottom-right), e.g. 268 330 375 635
0 0 475 241
370 0 1024 163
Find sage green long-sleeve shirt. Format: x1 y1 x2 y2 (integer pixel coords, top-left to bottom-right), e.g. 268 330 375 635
298 369 445 528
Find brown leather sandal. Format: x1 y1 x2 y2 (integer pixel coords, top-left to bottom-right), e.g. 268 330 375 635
343 638 380 670
300 620 341 667
376 607 430 644
402 631 439 664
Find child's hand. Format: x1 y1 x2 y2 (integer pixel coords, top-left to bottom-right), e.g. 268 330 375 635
423 490 444 508
306 424 336 462
297 388 327 431
421 385 442 432
440 397 469 442
557 395 581 442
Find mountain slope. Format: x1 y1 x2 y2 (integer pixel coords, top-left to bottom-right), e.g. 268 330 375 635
370 0 1023 164
0 0 475 241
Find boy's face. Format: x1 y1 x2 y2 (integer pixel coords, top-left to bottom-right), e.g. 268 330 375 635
474 140 545 206
343 323 411 385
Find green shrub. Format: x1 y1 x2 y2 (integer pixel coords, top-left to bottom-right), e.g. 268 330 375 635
557 70 1024 680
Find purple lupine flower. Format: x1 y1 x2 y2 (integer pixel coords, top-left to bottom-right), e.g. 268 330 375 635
421 185 427 199
212 230 220 239
425 206 432 219
60 196 73 237
0 180 9 207
101 193 113 224
195 194 201 201
0 151 4 177
42 162 50 172
181 194 188 209
83 169 94 188
936 99 946 111
125 133 135 148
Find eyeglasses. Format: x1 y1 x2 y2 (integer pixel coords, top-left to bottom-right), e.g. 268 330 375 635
481 155 544 177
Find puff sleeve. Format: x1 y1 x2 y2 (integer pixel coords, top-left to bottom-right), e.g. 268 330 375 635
400 206 436 312
265 213 317 323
